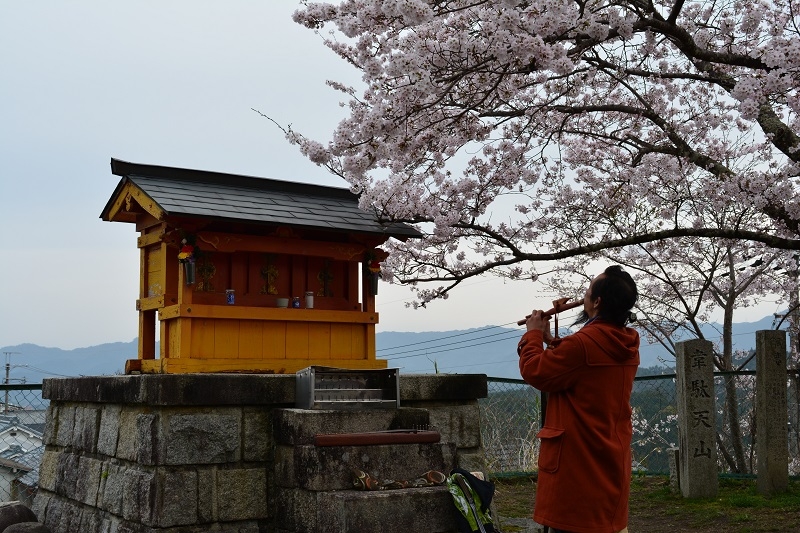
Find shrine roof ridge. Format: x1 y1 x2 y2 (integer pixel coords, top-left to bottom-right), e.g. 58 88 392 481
110 158 358 200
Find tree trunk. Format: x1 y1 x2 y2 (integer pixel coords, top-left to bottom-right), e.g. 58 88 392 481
788 277 800 460
722 303 748 473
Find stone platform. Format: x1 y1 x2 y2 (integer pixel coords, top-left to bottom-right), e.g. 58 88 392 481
33 373 487 532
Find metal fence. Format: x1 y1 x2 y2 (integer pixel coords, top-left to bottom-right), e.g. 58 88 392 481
2 373 799 503
0 384 48 506
482 371 800 477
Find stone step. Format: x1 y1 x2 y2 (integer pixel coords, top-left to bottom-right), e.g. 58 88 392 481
273 407 432 445
275 441 456 490
276 485 459 533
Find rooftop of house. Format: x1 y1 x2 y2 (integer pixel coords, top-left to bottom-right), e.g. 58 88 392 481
0 415 44 438
13 446 43 486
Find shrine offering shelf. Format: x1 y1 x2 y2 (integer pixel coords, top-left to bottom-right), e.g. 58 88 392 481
158 304 378 324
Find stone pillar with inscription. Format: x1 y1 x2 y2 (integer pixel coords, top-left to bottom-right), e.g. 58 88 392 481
676 339 718 498
756 330 789 496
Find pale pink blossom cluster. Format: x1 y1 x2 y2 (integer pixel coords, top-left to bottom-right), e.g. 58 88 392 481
289 0 800 306
631 407 678 464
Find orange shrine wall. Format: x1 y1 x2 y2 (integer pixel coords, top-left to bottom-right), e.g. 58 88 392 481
131 227 384 375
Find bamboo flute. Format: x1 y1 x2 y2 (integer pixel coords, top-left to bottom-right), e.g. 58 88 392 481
516 298 583 326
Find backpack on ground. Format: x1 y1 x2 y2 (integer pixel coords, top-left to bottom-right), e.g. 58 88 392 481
446 468 499 533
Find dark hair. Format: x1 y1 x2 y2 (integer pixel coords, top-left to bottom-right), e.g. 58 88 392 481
591 265 638 326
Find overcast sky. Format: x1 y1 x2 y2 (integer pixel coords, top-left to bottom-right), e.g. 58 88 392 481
0 1 567 350
0 2 784 351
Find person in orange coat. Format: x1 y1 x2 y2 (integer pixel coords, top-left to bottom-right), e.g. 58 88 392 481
518 265 639 533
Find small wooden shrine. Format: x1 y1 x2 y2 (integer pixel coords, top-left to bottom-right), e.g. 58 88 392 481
100 158 420 374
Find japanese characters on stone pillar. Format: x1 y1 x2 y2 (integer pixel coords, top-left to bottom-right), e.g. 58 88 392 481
676 339 718 498
755 330 789 496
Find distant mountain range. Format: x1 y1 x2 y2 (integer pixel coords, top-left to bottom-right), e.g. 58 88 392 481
378 313 784 378
0 314 786 382
0 341 132 384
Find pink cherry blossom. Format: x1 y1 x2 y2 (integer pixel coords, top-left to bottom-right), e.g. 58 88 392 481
285 0 799 309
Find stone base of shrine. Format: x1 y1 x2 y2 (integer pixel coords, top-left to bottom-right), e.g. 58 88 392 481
32 373 487 533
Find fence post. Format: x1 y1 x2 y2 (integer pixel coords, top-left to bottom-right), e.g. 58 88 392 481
755 330 789 496
667 447 680 493
675 339 718 498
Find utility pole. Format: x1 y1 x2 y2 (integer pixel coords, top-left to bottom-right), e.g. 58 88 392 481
2 352 20 414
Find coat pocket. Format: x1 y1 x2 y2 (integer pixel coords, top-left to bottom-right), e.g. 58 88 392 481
536 426 565 473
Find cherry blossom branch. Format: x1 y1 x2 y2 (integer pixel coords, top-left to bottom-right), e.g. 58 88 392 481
392 226 799 286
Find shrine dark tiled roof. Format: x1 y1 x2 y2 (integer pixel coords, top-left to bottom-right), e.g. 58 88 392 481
102 158 421 239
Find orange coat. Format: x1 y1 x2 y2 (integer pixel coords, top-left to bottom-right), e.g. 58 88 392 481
518 319 639 533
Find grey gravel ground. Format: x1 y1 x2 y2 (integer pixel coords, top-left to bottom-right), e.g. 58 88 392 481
496 516 544 532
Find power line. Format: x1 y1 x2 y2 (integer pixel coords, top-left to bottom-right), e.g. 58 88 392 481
377 320 522 352
378 321 787 367
374 288 790 364
376 311 586 361
23 365 73 378
387 331 524 361
378 326 523 358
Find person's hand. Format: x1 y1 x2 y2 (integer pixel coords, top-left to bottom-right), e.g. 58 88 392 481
526 310 550 333
526 310 555 346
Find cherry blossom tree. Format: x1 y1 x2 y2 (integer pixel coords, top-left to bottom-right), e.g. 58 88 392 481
276 0 800 477
286 0 800 305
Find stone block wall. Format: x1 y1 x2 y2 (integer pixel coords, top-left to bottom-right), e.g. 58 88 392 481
272 408 462 533
33 373 487 532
